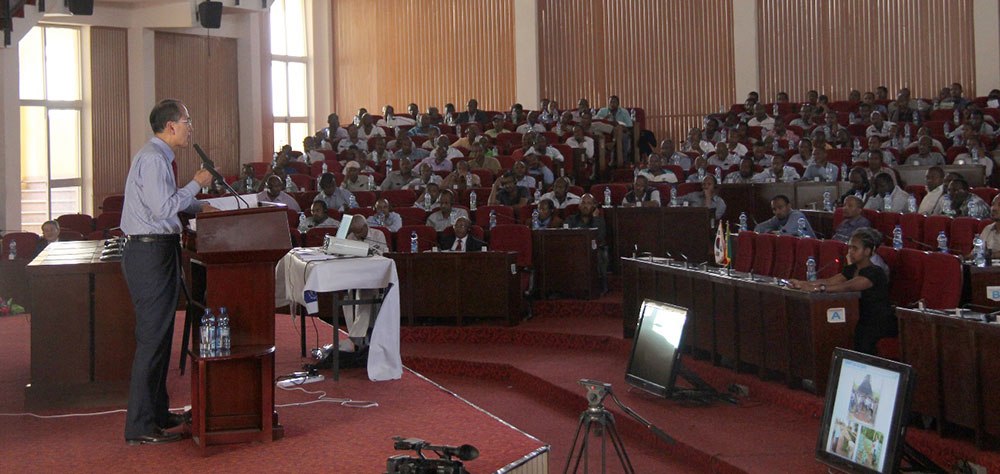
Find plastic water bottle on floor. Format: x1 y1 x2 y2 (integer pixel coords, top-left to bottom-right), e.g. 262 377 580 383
603 187 612 207
739 212 748 231
489 210 497 229
410 231 418 253
469 190 477 211
217 307 231 354
7 241 15 260
806 257 817 281
200 308 215 357
974 236 986 267
907 194 917 213
937 231 949 253
893 225 903 250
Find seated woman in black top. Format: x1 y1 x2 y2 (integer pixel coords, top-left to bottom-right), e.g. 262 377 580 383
787 228 895 355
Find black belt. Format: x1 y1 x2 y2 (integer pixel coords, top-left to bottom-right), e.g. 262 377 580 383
126 234 180 243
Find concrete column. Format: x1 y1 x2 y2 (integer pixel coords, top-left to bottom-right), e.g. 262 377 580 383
513 0 540 108
731 0 759 99
237 12 265 165
973 0 1000 96
127 27 156 156
0 47 21 232
309 0 333 132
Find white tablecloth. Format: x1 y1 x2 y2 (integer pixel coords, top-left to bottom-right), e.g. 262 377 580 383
275 249 401 381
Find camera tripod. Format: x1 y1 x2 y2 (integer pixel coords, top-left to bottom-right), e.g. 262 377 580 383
564 403 634 474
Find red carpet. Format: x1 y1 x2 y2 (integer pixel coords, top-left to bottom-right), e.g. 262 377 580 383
0 313 545 473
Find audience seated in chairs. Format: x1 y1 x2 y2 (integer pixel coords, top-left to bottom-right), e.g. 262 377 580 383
532 199 564 229
538 177 581 209
426 190 469 232
381 158 418 191
367 198 403 233
489 171 530 207
621 175 660 208
679 174 726 219
315 173 357 213
438 216 485 252
257 175 300 212
341 161 372 192
946 177 989 218
755 194 815 237
298 200 339 233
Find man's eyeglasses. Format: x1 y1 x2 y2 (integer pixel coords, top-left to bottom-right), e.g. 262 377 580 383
176 119 194 127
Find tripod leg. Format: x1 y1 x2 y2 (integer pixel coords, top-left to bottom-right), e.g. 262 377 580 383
563 412 588 474
605 414 635 474
574 418 592 474
601 416 607 474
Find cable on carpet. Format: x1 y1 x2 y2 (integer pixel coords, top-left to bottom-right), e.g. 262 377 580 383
0 406 189 419
276 384 378 409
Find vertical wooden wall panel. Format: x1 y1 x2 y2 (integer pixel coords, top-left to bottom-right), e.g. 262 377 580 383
757 0 976 103
330 0 517 120
90 27 130 210
537 0 736 144
155 32 240 186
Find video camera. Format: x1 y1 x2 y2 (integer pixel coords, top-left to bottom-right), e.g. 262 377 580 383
385 436 479 474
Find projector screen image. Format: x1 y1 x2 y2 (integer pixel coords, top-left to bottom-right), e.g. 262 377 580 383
625 299 687 396
817 349 912 474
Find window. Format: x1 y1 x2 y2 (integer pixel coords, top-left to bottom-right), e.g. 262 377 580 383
270 0 309 152
18 26 83 234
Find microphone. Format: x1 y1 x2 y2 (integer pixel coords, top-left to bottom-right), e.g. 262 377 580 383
424 443 480 461
193 144 250 209
905 237 961 254
814 257 841 277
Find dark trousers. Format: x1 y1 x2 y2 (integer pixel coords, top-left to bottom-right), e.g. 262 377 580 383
121 239 180 438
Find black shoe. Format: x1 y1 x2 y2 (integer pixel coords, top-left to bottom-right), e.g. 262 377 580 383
159 411 190 430
126 428 182 446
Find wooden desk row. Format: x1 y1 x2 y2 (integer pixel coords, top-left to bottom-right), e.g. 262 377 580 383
897 307 1000 448
622 257 860 394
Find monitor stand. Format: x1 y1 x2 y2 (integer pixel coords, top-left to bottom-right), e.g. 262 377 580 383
899 442 946 474
668 362 739 406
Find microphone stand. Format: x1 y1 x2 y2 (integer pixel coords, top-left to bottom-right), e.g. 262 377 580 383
193 144 251 209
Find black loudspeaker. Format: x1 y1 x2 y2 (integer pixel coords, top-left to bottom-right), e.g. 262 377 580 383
198 1 223 29
67 0 93 15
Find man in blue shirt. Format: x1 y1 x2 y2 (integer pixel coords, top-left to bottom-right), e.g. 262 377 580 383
754 194 815 237
120 99 215 445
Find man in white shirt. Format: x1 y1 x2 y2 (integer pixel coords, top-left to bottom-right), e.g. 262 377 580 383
707 142 741 169
865 111 895 138
419 147 455 173
659 138 692 171
376 105 415 128
864 173 909 213
903 137 946 166
952 136 994 177
539 177 581 209
336 125 369 152
977 194 1000 257
321 113 349 141
747 103 776 131
341 161 372 192
565 126 595 162
432 135 464 160
298 200 339 233
513 161 537 189
515 111 547 134
256 175 300 212
752 154 800 183
405 163 444 191
425 190 469 231
356 114 387 141
786 138 813 166
638 154 679 183
524 134 565 163
681 127 715 155
918 166 946 215
367 198 403 232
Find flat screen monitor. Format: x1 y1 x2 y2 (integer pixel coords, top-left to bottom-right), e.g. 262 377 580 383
815 348 915 474
624 299 688 398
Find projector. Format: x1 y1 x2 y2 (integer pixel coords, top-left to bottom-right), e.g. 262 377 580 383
323 235 370 257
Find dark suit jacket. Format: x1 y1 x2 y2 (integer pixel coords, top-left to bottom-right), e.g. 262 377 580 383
456 110 488 126
438 233 486 252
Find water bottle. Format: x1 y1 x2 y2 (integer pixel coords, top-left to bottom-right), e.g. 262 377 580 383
849 112 856 123
797 217 808 237
670 187 678 207
806 257 817 281
714 167 722 181
368 175 375 190
772 103 779 116
739 212 748 231
322 162 328 174
465 174 472 188
974 236 987 267
911 110 919 123
534 188 542 203
531 209 540 229
853 137 860 150
217 307 231 353
604 187 612 207
200 308 216 356
904 123 912 139
410 231 418 253
944 121 951 135
907 194 917 213
942 194 953 216
893 225 903 250
469 190 478 211
423 192 431 209
883 192 892 212
298 212 306 229
972 147 980 164
953 109 960 125
386 159 393 173
822 191 832 211
772 139 779 152
891 136 900 149
489 210 497 229
698 167 706 180
937 231 948 253
720 128 727 142
285 175 293 190
841 163 849 181
7 241 15 260
245 175 253 191
349 193 357 208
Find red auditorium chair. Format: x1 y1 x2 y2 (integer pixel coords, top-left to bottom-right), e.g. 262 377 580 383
470 169 494 187
771 235 797 279
874 212 900 244
346 207 375 219
370 226 393 251
59 230 85 241
395 207 427 226
284 208 300 229
676 183 700 196
972 187 999 204
95 212 122 231
949 217 980 256
310 160 343 176
304 227 339 247
922 215 951 249
394 225 437 253
318 150 337 161
589 184 628 207
751 233 776 276
474 205 516 228
496 133 523 154
515 204 537 225
441 224 485 241
818 239 847 278
733 231 755 272
489 224 534 294
903 185 926 206
891 249 925 306
611 168 636 183
101 194 125 212
458 187 491 208
248 162 271 179
56 214 95 234
293 191 319 212
352 190 377 208
496 155 516 171
875 246 900 279
287 162 310 175
791 238 821 281
2 232 39 259
289 174 313 191
832 207 845 229
381 189 418 208
919 252 963 309
860 209 877 226
898 213 925 249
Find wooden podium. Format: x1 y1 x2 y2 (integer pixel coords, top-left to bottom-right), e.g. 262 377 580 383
182 206 291 453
